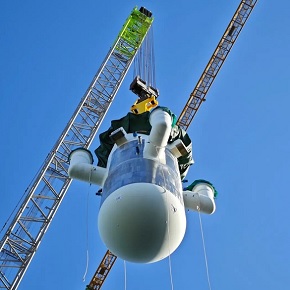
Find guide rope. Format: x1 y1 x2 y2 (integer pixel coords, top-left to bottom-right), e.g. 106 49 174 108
0 155 49 235
82 168 93 282
124 260 127 290
155 144 175 290
197 194 212 290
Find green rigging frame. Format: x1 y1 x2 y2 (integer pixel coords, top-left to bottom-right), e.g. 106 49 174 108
0 7 153 290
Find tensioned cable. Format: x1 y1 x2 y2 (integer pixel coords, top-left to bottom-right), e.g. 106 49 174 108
133 26 156 88
155 144 174 290
82 192 90 282
167 228 174 290
0 154 49 235
150 26 156 88
123 260 127 290
197 196 212 290
82 169 93 282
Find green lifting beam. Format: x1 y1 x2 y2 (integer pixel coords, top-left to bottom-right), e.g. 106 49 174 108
115 7 154 58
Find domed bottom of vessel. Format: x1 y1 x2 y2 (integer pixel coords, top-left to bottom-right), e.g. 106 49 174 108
98 183 186 263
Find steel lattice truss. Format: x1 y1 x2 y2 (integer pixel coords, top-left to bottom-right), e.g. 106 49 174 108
0 8 153 290
177 0 258 130
86 250 117 290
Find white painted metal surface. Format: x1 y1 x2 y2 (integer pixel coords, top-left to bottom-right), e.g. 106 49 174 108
98 183 186 263
68 148 107 186
183 183 216 214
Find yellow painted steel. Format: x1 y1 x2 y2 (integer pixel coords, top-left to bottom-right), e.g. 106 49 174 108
86 250 117 290
177 0 258 130
130 95 158 114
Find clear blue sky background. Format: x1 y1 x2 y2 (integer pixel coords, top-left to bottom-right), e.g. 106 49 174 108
1 1 290 289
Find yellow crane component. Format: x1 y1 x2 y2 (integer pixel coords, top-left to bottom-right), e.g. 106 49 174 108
130 95 158 114
88 0 257 289
86 250 117 290
129 76 159 114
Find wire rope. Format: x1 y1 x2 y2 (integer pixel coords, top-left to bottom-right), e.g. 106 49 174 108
124 260 127 290
0 153 49 235
132 26 156 88
151 27 156 87
155 143 174 290
82 168 93 282
197 195 212 290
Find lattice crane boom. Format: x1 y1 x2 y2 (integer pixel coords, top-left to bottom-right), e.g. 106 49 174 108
88 1 258 288
86 250 117 290
0 7 153 290
177 0 257 130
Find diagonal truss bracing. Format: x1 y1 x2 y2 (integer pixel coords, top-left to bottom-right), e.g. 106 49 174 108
0 7 153 290
85 250 117 290
177 0 258 130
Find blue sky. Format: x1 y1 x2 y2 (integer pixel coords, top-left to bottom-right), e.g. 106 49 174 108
1 0 290 289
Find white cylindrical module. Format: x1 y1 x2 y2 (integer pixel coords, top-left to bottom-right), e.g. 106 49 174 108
183 182 216 214
69 148 93 166
143 108 172 163
98 136 186 263
68 148 107 186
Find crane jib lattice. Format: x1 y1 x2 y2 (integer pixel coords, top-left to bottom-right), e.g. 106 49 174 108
177 0 258 130
0 7 153 290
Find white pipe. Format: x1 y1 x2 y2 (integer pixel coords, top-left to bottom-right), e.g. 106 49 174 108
143 108 172 163
183 183 216 214
68 148 107 186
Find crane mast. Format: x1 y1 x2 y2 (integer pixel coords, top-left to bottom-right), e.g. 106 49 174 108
177 0 257 130
88 0 258 288
0 7 153 290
